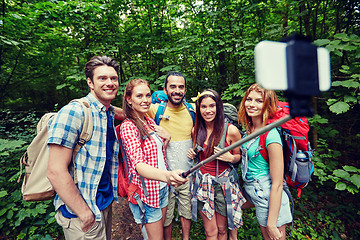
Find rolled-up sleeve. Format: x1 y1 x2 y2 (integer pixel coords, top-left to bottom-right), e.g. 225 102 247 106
48 102 83 149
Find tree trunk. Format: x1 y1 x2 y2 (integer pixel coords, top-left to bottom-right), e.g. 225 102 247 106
282 0 289 38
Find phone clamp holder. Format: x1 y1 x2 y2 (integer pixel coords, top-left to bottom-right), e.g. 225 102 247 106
283 34 321 117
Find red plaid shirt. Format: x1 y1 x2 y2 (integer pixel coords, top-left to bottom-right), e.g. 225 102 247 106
120 117 167 208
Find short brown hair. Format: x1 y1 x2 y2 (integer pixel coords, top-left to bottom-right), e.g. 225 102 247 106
84 56 119 82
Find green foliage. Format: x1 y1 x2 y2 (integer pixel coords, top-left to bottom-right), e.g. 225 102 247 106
0 139 26 156
0 112 61 239
315 33 360 115
311 137 360 196
333 166 360 194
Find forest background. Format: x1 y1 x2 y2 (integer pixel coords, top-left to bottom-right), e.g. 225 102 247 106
0 0 359 239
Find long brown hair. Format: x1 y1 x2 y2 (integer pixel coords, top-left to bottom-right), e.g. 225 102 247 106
193 89 225 158
238 83 279 134
123 79 151 140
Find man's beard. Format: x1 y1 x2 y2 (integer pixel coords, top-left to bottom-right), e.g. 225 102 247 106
167 93 184 106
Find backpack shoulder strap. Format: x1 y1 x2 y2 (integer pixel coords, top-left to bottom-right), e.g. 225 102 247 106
72 98 93 151
154 100 195 126
259 131 270 162
70 98 94 183
259 127 283 163
154 101 167 125
216 122 231 178
116 127 129 175
183 101 196 126
218 122 230 149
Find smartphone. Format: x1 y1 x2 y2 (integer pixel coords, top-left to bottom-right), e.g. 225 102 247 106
254 40 331 92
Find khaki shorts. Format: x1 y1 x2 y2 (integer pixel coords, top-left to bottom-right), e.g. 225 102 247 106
164 178 192 226
55 204 112 240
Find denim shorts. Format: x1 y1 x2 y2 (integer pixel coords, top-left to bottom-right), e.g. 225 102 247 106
244 174 292 227
129 186 169 224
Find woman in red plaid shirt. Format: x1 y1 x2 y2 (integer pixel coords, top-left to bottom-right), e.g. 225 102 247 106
119 79 188 240
187 89 245 240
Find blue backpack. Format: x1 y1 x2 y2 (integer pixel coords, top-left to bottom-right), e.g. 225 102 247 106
151 90 196 125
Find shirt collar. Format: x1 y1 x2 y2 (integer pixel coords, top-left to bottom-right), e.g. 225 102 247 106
86 93 115 113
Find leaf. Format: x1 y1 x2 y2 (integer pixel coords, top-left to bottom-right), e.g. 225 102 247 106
313 39 330 46
333 169 350 179
0 37 20 46
334 33 349 41
56 83 69 90
346 185 358 194
309 114 328 124
335 182 347 191
350 174 360 188
326 99 337 106
0 139 26 152
332 80 360 88
344 95 357 103
343 45 357 51
334 49 343 57
0 208 6 217
329 101 350 114
351 74 360 80
160 65 180 72
7 210 13 219
12 14 23 20
0 190 7 198
343 166 360 173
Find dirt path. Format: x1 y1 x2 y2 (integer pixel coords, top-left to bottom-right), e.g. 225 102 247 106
111 198 142 240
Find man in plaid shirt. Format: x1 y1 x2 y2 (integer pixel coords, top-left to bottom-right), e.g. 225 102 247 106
47 56 120 239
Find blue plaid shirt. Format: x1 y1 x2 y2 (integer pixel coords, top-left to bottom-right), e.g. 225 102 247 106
48 93 119 221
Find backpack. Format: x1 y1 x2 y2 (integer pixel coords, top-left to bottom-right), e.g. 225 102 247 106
115 128 131 198
223 102 244 136
258 101 314 198
114 124 148 203
151 90 196 125
115 124 149 239
18 98 93 202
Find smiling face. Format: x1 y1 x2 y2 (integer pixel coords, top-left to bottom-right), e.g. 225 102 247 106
244 90 264 119
200 97 217 123
126 83 151 118
164 75 186 108
87 65 119 109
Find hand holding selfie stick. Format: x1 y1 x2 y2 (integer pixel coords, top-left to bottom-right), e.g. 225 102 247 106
181 115 292 178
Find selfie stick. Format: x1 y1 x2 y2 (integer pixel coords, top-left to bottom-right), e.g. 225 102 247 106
181 115 292 178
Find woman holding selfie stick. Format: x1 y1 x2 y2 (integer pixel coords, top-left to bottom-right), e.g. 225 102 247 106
119 79 188 240
187 89 245 240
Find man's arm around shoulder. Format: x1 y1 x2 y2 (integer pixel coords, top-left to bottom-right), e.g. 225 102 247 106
47 144 95 232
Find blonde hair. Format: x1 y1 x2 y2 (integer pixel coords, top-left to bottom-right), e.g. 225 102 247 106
238 83 279 133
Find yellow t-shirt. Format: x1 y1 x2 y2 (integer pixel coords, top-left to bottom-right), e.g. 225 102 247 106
147 103 195 171
147 103 194 142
